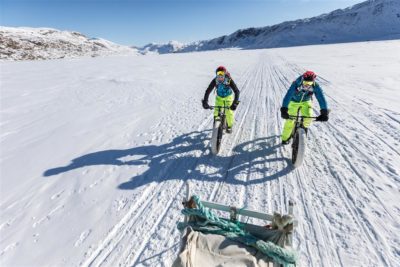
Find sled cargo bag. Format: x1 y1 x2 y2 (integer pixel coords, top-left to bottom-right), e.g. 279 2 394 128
173 227 279 267
173 196 297 267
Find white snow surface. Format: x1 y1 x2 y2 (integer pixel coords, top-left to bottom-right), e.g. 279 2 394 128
0 26 138 61
141 0 400 54
1 40 400 267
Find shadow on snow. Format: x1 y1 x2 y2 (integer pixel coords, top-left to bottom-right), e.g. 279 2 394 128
43 130 293 189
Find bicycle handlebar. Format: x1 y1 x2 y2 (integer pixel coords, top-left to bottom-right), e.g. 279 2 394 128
208 105 230 110
288 115 318 119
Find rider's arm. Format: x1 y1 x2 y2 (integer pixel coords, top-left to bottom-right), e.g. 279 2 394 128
203 79 216 101
314 83 328 110
230 79 240 102
282 82 297 108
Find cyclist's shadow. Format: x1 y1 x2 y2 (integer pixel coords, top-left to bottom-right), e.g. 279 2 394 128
43 131 209 178
226 136 293 185
116 134 293 189
43 131 293 189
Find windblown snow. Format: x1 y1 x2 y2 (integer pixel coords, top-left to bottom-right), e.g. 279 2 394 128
1 40 400 267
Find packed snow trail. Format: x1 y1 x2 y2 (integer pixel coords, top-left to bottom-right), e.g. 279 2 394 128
1 41 399 267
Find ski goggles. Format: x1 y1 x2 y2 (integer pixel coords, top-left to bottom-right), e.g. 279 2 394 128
302 80 314 86
216 71 225 76
302 80 314 89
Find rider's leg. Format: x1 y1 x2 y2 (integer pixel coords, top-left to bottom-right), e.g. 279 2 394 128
281 101 299 141
213 96 224 121
224 95 234 128
301 101 313 129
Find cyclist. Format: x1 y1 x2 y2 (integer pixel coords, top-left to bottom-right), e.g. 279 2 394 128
280 71 329 145
202 66 240 133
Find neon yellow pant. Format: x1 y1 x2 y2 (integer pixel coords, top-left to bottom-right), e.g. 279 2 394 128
281 101 313 141
214 95 234 127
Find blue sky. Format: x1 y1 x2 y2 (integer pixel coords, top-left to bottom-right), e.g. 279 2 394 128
1 0 363 46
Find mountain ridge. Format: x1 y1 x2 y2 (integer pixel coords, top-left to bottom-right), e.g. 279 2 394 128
0 26 137 60
140 0 400 54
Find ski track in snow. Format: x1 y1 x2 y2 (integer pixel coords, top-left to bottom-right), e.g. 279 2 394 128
1 41 400 267
84 52 398 267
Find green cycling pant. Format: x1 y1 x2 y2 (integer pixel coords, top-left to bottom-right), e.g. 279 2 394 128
214 95 234 127
281 100 313 141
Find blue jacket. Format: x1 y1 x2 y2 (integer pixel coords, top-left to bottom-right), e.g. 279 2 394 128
282 76 328 110
204 75 240 102
216 79 233 98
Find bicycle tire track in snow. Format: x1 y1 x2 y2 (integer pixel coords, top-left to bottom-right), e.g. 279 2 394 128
118 51 399 267
2 42 399 267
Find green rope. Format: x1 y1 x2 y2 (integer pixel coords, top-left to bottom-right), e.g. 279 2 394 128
178 195 297 267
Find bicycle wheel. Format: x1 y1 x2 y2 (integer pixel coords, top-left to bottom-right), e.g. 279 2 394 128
291 128 307 168
211 119 222 154
215 116 226 153
216 120 224 152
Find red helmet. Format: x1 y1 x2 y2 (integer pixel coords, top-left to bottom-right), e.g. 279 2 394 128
303 71 316 81
216 66 227 74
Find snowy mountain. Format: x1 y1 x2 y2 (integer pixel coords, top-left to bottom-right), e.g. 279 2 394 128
140 0 400 54
0 27 138 60
1 39 399 266
139 41 185 54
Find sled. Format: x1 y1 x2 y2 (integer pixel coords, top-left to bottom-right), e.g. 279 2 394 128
173 183 298 267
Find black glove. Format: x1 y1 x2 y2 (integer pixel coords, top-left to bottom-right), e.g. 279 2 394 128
280 107 289 119
202 99 210 109
230 101 240 111
316 109 329 122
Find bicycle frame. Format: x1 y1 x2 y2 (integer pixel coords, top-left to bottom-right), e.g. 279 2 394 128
209 102 230 130
288 108 317 140
209 102 231 154
209 105 230 115
286 108 318 166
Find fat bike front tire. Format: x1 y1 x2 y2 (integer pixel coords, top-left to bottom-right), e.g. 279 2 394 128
211 120 223 154
291 128 307 168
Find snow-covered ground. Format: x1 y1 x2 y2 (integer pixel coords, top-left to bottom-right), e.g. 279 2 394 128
1 40 399 267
